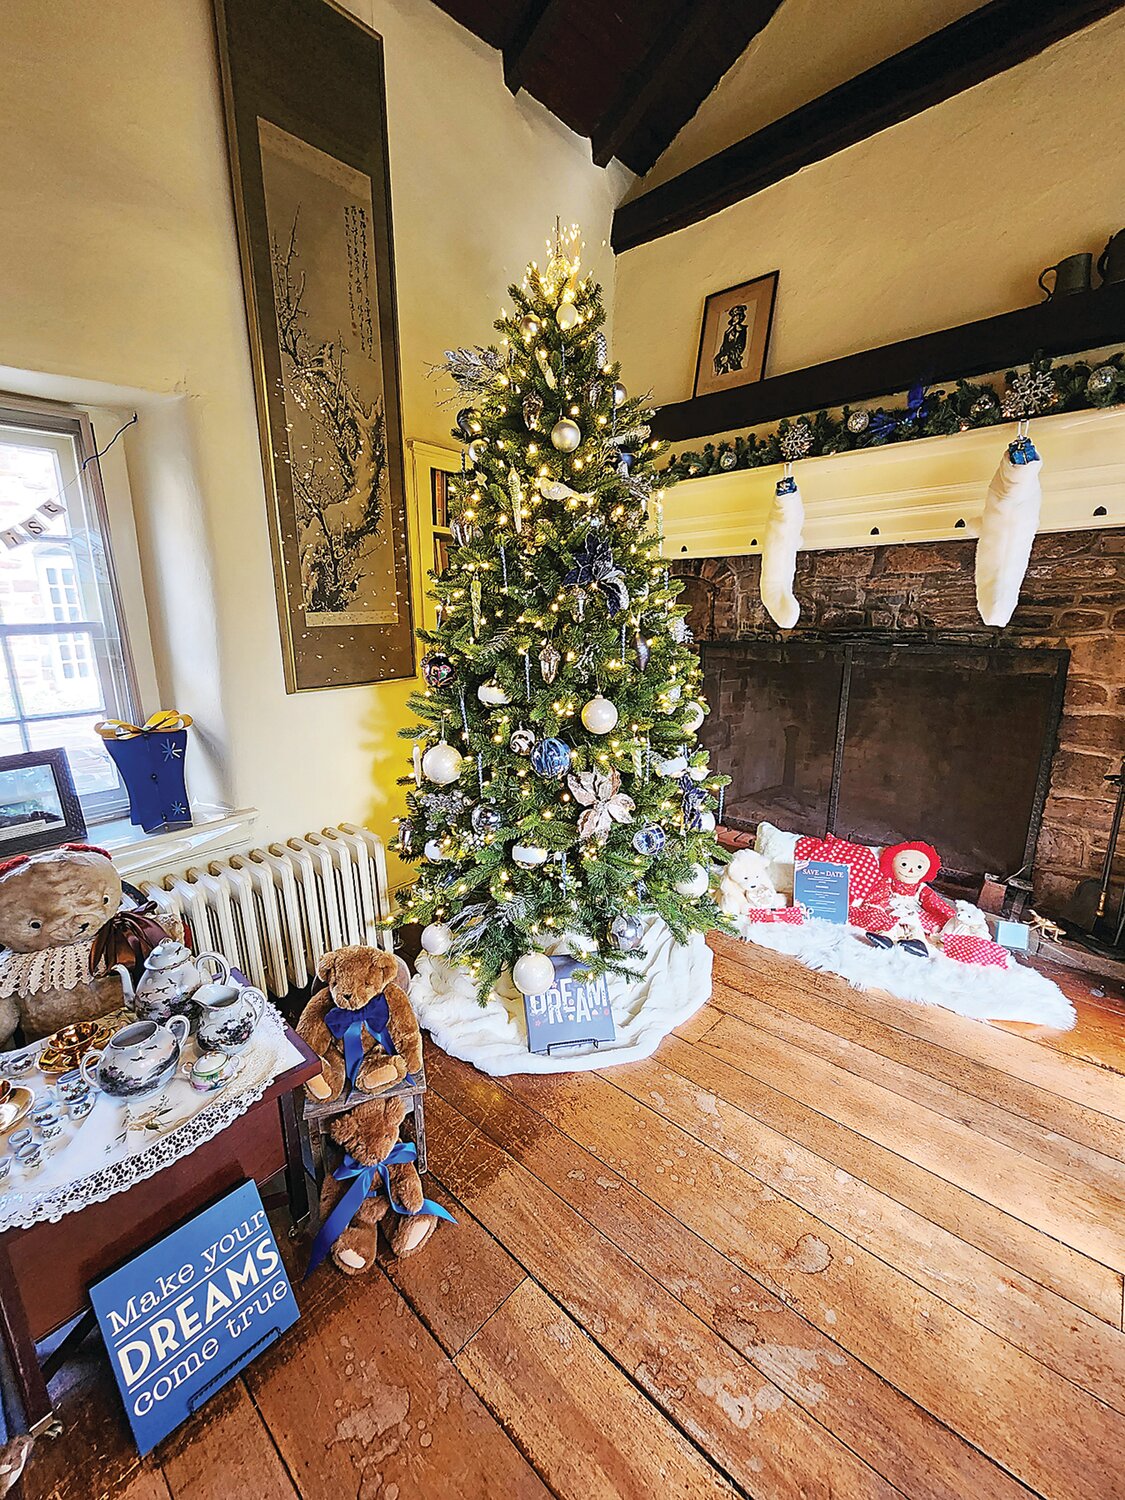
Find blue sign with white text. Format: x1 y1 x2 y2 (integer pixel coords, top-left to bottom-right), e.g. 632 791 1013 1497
794 858 851 924
524 956 616 1053
90 1181 298 1454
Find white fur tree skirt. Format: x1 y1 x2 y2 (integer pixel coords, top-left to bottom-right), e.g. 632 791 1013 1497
410 917 713 1075
738 917 1076 1029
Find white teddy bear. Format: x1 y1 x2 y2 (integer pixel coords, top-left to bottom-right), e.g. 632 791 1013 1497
718 849 787 919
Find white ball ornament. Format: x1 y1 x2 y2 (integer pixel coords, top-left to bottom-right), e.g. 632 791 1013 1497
551 418 582 453
512 843 549 869
422 741 463 785
423 839 445 863
420 922 454 956
477 679 510 706
467 438 488 466
580 695 618 735
512 952 555 996
555 301 579 331
612 381 627 408
697 810 717 832
683 702 706 733
674 864 710 899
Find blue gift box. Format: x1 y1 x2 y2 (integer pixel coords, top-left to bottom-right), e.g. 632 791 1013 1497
102 726 192 834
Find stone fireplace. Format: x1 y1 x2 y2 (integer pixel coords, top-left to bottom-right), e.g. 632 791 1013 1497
674 527 1125 916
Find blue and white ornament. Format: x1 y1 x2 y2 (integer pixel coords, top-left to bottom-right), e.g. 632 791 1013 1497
530 737 572 778
610 913 645 951
632 823 667 858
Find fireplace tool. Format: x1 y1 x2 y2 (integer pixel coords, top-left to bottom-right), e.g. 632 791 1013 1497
1063 758 1125 948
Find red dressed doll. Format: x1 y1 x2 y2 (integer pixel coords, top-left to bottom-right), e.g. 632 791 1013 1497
794 833 1009 968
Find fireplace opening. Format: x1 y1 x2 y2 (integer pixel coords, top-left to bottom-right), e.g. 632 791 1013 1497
700 639 1068 892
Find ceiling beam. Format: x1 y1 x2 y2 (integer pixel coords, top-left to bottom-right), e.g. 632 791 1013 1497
613 0 1125 252
591 0 785 171
503 0 564 94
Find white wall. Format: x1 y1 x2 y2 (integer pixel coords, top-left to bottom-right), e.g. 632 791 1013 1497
0 0 628 877
616 11 1125 413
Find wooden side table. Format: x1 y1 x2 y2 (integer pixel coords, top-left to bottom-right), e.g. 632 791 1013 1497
0 1029 319 1436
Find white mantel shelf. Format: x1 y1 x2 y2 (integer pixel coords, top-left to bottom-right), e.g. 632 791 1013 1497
658 406 1125 560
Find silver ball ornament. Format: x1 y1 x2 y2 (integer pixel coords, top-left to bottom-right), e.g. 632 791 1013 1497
471 802 502 836
551 418 582 453
467 438 488 465
512 844 549 870
612 382 627 408
610 913 645 952
518 314 540 340
423 839 445 863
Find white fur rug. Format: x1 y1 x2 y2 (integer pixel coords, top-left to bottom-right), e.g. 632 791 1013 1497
410 916 713 1075
738 917 1076 1029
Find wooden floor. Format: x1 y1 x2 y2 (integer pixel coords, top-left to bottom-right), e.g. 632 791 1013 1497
20 932 1125 1500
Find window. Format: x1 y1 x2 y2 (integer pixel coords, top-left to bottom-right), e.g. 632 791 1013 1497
0 401 139 824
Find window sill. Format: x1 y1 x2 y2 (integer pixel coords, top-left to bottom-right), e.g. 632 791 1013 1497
92 805 260 880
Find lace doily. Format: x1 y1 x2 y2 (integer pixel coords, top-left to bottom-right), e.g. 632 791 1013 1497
0 941 92 999
0 1001 304 1233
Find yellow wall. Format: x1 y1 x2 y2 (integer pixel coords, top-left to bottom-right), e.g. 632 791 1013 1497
616 11 1125 414
0 0 628 883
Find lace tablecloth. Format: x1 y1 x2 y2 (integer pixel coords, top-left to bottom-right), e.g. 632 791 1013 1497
0 1002 305 1233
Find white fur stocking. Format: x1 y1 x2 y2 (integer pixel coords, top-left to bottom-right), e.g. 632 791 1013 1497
974 439 1043 627
760 477 804 629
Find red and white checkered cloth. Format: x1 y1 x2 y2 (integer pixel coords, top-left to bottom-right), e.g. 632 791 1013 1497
744 905 804 925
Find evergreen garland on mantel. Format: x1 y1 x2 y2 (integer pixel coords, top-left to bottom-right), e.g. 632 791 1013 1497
665 352 1125 481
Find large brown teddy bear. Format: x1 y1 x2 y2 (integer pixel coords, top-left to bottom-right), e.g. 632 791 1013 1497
0 845 182 1043
318 1097 440 1272
296 944 422 1102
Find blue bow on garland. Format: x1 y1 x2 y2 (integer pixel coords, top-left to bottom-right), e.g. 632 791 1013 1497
563 534 629 616
305 1143 457 1277
325 993 415 1091
868 382 932 441
678 771 708 831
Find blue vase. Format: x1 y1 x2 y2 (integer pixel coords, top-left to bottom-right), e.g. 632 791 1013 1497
104 729 191 833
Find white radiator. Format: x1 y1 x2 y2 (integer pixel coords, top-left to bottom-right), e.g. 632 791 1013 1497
139 824 393 997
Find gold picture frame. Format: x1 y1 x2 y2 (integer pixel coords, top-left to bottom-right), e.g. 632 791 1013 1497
213 0 415 692
692 271 779 400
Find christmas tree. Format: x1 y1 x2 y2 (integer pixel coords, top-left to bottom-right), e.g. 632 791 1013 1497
394 226 726 1000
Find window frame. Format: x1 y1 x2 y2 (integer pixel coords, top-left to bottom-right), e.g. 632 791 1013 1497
0 396 144 824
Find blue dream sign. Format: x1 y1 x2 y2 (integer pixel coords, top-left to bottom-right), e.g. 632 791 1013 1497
523 956 616 1054
89 1181 298 1454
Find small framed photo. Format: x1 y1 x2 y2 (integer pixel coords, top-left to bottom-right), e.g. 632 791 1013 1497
0 749 86 855
692 271 779 398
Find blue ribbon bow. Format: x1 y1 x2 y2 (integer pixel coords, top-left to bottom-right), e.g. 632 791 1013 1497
869 382 931 440
325 993 412 1090
563 534 629 616
305 1143 457 1277
677 771 708 831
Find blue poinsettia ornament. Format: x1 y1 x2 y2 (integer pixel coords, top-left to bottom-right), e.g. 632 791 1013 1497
563 534 629 616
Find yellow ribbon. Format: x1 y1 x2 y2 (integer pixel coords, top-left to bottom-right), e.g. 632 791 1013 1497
94 711 194 740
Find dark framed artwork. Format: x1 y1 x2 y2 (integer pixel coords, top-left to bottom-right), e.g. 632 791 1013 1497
692 271 779 399
213 0 415 692
0 749 86 856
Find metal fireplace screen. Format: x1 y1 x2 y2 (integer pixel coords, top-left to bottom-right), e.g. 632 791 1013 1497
699 640 1068 884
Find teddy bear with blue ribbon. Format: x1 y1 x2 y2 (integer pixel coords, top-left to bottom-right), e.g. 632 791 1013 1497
306 1096 455 1274
296 945 422 1103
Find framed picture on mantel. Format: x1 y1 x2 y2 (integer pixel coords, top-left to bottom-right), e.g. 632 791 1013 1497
692 271 779 399
213 0 415 692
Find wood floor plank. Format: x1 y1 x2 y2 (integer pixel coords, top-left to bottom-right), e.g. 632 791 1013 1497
701 1011 1125 1273
673 1003 722 1045
379 1176 525 1354
428 1047 1029 1500
709 932 1125 1122
424 1091 902 1500
495 1064 1125 1500
158 1381 297 1499
458 1280 739 1500
652 1026 1124 1325
245 1249 549 1499
604 1041 1125 1413
712 951 1125 1172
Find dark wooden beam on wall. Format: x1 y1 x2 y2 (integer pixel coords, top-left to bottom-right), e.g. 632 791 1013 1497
590 0 785 172
614 0 1125 252
651 282 1125 443
503 0 565 94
